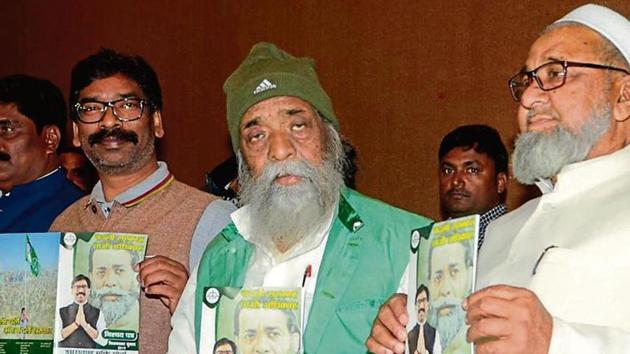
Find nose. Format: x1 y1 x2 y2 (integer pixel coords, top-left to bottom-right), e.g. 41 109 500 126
450 170 465 189
99 105 122 130
253 335 273 353
440 275 454 298
268 131 295 162
102 268 117 288
519 78 548 110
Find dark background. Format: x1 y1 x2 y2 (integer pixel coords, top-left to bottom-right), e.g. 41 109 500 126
2 1 628 220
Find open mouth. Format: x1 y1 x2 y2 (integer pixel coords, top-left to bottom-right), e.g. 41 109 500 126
274 174 302 186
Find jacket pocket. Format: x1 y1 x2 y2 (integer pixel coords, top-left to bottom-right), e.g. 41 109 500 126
335 298 385 347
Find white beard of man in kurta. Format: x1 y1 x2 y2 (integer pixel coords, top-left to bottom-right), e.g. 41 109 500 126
512 70 613 184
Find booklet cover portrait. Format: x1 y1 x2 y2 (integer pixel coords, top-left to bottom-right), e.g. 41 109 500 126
54 232 147 354
199 287 304 354
406 215 479 354
0 233 60 354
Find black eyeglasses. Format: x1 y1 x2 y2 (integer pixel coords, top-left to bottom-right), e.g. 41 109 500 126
74 97 151 124
508 60 630 103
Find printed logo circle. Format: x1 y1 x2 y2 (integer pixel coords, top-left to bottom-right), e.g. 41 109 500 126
410 230 421 249
64 233 77 247
205 287 221 305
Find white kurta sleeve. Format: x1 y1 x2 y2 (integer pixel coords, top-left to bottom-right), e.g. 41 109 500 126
548 317 630 354
167 265 199 354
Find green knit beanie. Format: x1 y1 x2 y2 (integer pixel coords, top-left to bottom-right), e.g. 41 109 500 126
223 42 339 153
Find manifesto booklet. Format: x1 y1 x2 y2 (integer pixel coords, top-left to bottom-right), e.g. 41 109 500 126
406 215 479 354
0 233 61 354
53 232 147 354
199 287 304 354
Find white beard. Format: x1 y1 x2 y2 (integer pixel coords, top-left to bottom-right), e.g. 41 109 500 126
90 287 138 326
512 103 612 185
237 128 345 258
428 294 466 350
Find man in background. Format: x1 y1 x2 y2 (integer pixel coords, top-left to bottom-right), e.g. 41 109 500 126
59 146 98 192
0 74 83 232
438 124 508 249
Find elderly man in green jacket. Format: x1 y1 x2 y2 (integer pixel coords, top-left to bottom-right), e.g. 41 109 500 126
167 42 431 354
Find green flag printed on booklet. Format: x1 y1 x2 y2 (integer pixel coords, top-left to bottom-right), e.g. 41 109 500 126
0 232 61 354
25 235 41 277
199 287 304 354
406 215 479 354
53 232 147 354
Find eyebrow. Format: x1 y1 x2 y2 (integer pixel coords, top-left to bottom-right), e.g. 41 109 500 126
285 108 305 115
96 263 125 269
440 160 478 167
78 92 139 103
242 117 260 130
462 160 479 167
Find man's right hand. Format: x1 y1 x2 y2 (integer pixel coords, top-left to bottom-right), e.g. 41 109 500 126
366 293 409 354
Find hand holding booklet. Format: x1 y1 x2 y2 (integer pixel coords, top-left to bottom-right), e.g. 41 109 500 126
406 215 479 354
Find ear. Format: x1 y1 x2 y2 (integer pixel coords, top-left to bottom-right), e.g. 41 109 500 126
152 110 164 138
496 171 508 194
72 121 81 147
41 125 61 155
613 75 630 122
290 332 300 353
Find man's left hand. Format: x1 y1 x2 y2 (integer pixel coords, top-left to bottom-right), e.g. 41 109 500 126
464 284 552 354
137 255 189 314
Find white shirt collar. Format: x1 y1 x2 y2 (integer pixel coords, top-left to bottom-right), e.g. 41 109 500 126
231 202 336 264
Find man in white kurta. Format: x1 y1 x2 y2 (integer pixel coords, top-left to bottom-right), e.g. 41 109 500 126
476 145 630 353
366 4 630 354
470 4 630 354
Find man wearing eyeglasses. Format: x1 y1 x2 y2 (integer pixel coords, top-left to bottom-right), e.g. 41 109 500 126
367 4 630 354
51 49 234 354
0 74 84 232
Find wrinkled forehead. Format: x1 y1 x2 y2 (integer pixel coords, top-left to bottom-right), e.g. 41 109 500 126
525 25 605 70
241 95 319 124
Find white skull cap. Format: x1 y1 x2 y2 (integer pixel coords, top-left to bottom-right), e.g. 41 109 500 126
556 4 630 65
